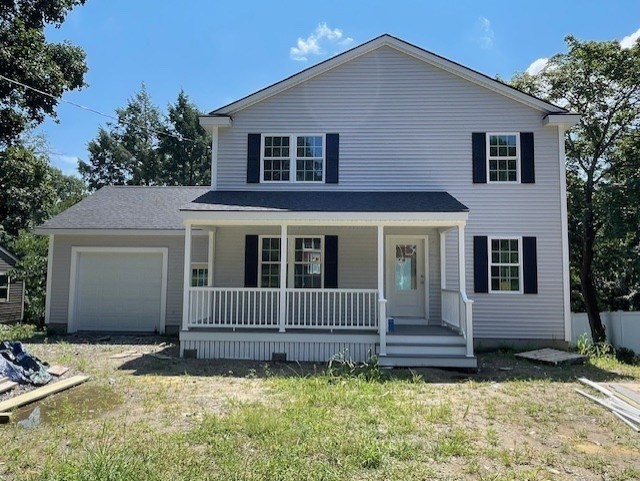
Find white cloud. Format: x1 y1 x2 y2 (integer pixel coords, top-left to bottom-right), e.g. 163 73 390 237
620 27 640 49
477 16 494 49
290 23 353 61
526 57 549 75
50 154 81 177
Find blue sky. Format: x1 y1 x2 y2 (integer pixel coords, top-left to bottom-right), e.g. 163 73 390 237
38 0 640 177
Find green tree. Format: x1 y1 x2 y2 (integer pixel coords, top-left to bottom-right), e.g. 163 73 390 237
159 90 211 185
79 127 134 189
0 144 57 238
79 84 165 188
512 36 640 342
0 0 88 145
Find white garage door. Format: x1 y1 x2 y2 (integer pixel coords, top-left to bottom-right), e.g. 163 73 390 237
72 250 166 332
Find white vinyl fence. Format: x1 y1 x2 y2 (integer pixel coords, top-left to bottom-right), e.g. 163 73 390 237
571 311 640 352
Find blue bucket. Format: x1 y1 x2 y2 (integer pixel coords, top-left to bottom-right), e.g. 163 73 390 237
387 318 395 333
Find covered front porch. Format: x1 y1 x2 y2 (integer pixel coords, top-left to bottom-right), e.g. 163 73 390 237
179 191 475 367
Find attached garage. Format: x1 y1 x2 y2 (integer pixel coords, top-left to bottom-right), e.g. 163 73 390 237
69 247 168 333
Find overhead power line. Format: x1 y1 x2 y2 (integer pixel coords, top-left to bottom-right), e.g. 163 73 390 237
0 74 196 143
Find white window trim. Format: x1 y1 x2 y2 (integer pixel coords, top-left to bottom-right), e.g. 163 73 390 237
191 262 209 287
488 236 523 294
0 271 9 303
260 133 326 183
258 235 325 289
486 132 521 184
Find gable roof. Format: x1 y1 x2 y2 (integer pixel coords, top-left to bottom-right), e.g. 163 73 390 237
209 34 567 116
36 186 210 232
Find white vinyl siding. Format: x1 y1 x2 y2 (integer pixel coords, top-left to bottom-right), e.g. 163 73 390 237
214 46 564 340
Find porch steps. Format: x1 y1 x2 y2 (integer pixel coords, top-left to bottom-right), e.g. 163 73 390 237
379 354 477 369
379 324 477 369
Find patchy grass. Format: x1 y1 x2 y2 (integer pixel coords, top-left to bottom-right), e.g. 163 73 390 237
0 337 639 480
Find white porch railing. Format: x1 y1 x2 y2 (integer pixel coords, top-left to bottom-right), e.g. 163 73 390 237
187 287 378 330
188 288 280 328
441 288 474 357
285 289 378 329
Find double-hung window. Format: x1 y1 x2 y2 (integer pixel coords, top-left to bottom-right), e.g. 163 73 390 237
260 237 281 288
0 273 9 302
293 237 322 288
489 238 521 293
262 135 324 182
258 236 323 288
191 264 208 287
487 134 519 182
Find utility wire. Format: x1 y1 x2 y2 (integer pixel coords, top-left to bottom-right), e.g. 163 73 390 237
0 74 196 143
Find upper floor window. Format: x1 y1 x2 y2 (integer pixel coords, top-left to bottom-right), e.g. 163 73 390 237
0 274 9 302
487 134 519 183
262 134 324 183
489 238 521 293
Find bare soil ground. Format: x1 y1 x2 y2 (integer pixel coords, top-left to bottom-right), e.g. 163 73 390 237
0 332 638 480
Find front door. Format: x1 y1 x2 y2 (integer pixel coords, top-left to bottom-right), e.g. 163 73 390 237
386 237 426 318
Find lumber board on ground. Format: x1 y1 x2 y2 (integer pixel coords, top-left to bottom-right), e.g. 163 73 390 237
47 365 69 377
0 375 89 412
610 384 640 409
0 381 17 394
515 348 587 365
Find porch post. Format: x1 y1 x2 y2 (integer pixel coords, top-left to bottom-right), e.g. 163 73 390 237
377 225 387 356
458 224 474 357
182 223 192 332
278 224 288 332
207 228 216 287
439 229 447 290
457 225 466 292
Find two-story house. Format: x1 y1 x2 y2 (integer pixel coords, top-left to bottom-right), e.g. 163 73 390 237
37 35 580 368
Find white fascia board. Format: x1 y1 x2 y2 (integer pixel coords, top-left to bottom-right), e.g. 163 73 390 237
180 210 469 225
212 35 566 115
34 228 209 236
198 115 232 134
543 114 581 128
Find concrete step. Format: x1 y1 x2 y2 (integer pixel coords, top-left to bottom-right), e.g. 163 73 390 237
379 354 478 369
386 334 465 345
390 317 426 326
385 343 467 356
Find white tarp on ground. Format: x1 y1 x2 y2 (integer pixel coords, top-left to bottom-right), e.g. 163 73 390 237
571 311 640 352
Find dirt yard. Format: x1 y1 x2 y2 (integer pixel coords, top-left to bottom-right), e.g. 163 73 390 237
0 332 639 480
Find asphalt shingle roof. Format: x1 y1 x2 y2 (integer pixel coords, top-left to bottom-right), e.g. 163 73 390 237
38 186 210 231
37 187 468 231
182 191 468 213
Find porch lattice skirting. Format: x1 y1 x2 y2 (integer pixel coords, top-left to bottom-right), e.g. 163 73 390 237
180 339 377 363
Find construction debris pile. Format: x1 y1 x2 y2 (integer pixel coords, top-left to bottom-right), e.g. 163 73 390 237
0 340 51 386
576 377 640 432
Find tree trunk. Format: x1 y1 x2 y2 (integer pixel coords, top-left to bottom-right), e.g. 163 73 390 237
580 177 607 342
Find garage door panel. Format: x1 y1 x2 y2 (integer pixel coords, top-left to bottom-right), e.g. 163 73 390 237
73 251 165 332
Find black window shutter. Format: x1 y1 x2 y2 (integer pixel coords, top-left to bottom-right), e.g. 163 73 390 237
523 236 538 294
247 134 261 184
474 236 488 293
324 235 338 288
472 133 487 183
244 235 259 287
520 132 535 183
325 133 339 184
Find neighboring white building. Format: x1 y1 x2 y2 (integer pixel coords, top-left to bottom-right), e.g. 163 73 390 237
37 35 580 368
